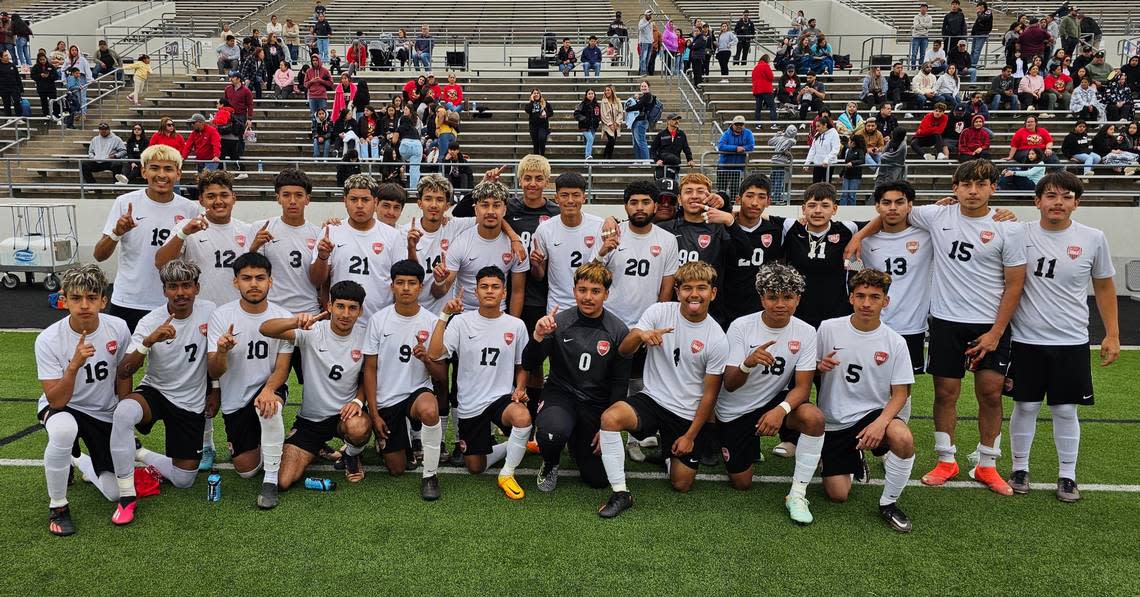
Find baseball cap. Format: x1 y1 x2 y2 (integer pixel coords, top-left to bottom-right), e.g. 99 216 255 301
98 122 110 129
644 9 652 15
187 113 207 124
657 177 677 199
731 115 746 125
666 113 682 120
1095 50 1106 57
228 70 241 78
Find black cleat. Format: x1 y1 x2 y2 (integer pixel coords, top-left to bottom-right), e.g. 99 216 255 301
421 475 441 501
1056 477 1081 503
447 444 465 467
1009 470 1030 494
598 491 634 519
48 505 76 536
256 483 279 510
879 502 913 533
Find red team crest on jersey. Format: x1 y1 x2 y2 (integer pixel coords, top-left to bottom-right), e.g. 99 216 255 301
199 323 208 336
372 242 384 254
874 351 889 365
106 340 118 355
174 215 185 224
416 329 430 343
234 234 247 247
502 252 513 265
906 240 920 254
596 340 610 356
691 339 704 354
504 332 515 345
440 239 449 252
650 244 661 256
788 340 801 354
827 234 840 244
539 215 551 223
979 230 994 244
306 238 316 250
698 234 711 249
584 236 595 248
1068 245 1082 259
761 233 773 248
351 349 362 362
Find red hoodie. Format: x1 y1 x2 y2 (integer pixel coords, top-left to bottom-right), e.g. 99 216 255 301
751 60 774 94
182 124 221 160
442 83 463 104
915 112 948 137
958 117 991 156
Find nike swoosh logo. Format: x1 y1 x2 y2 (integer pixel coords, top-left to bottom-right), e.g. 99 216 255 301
552 242 562 246
941 227 953 231
511 217 522 221
270 239 280 243
318 348 328 352
467 335 478 339
617 247 626 252
868 247 880 252
832 346 843 351
1082 394 1093 400
336 243 345 247
198 238 209 243
749 344 759 349
468 257 478 261
382 332 393 337
563 338 574 342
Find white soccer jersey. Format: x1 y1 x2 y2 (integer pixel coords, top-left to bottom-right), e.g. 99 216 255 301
131 300 216 413
400 216 476 313
862 226 933 335
1013 221 1115 345
292 321 367 420
439 312 528 418
207 300 294 414
101 190 199 310
907 204 1027 324
717 314 817 422
816 316 914 431
167 218 252 307
311 220 407 327
444 227 529 312
600 222 680 327
253 217 321 315
36 314 132 422
635 302 729 420
532 214 605 312
363 305 440 408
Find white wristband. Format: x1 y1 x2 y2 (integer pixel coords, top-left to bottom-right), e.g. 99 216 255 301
778 401 792 415
136 343 150 355
440 311 453 323
176 227 188 240
209 380 220 390
738 362 754 374
351 398 364 409
109 232 121 242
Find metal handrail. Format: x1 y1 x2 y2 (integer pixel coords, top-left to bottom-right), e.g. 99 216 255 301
97 0 165 28
0 118 33 155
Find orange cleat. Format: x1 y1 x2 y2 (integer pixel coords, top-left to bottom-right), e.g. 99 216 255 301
498 475 525 500
969 466 1014 496
526 439 540 454
921 461 960 486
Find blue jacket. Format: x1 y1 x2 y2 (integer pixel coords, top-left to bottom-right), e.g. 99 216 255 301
581 46 602 64
717 127 755 166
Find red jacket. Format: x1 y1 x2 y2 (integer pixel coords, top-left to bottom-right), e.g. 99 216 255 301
915 112 948 137
149 131 186 154
751 60 774 94
224 83 254 119
182 125 221 160
347 44 368 67
958 126 991 156
1010 126 1053 151
441 83 463 104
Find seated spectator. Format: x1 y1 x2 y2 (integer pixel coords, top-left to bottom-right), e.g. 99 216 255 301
794 36 813 74
911 102 950 160
912 63 937 108
1018 64 1046 110
875 103 899 137
854 117 885 165
989 65 1020 110
964 92 990 121
440 73 463 112
942 103 970 155
861 65 887 109
809 35 834 75
240 47 267 99
441 142 474 194
933 64 962 107
1007 115 1060 163
122 123 149 182
1085 50 1112 85
556 38 577 77
1062 119 1101 177
1069 77 1103 121
924 40 947 74
835 101 864 140
1094 123 1139 174
998 148 1046 192
1121 55 1140 97
796 71 827 120
149 117 186 154
216 36 241 75
379 134 406 187
346 40 368 72
1103 72 1135 122
776 65 800 106
886 62 912 108
274 61 297 98
582 36 603 80
958 114 991 162
947 39 975 83
327 49 342 76
312 107 332 158
336 111 360 156
1043 63 1072 113
355 105 381 158
82 122 127 184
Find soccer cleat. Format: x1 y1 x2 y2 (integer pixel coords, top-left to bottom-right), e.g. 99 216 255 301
921 461 960 486
447 444 465 467
537 464 559 493
773 441 796 459
198 447 216 472
111 498 137 525
879 502 913 533
343 453 364 483
437 443 450 467
318 443 343 462
404 445 420 471
785 495 814 525
526 439 540 455
498 475 525 500
626 438 647 463
48 506 76 537
969 465 1014 496
256 483 279 509
421 475 441 501
1009 470 1030 494
1056 477 1081 503
597 491 634 518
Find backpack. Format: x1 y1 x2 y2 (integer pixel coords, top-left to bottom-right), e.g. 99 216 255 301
19 98 31 117
645 98 664 125
444 110 460 128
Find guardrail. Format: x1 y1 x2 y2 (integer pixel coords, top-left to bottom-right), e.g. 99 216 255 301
97 0 166 28
0 118 34 155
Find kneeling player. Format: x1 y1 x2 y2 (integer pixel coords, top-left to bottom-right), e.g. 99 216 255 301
597 261 728 518
261 281 372 490
719 264 825 525
37 265 132 536
110 260 216 525
428 267 532 499
522 262 630 492
816 269 916 533
363 260 445 500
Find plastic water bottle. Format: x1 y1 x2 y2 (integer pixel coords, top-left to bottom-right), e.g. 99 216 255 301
257 160 264 172
304 477 337 491
207 473 222 502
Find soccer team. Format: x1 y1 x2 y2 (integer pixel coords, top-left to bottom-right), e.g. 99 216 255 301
35 145 1120 537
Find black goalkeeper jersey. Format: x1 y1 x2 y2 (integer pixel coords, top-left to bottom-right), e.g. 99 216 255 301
521 308 631 405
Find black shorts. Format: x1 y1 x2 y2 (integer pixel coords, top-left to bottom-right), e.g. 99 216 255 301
821 409 896 477
621 392 703 470
457 394 515 456
902 332 927 376
105 302 149 333
377 388 435 454
718 398 782 475
289 350 305 385
134 385 206 461
222 384 288 457
927 317 1011 379
285 414 341 456
521 304 546 337
534 389 607 485
38 406 115 476
1008 342 1094 406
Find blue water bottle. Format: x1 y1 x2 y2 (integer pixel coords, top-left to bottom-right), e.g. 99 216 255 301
207 473 222 502
257 160 264 172
304 477 337 491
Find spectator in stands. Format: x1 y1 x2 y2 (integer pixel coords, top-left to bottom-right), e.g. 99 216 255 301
886 63 912 108
304 55 334 117
1085 50 1112 84
122 123 149 182
630 80 656 161
876 103 900 137
637 10 653 75
989 65 1019 110
49 40 67 66
911 3 933 69
1062 119 1101 177
1069 76 1103 121
403 74 425 112
524 88 552 156
346 41 368 73
1046 48 1067 74
1017 63 1047 111
212 98 247 178
556 38 577 77
63 66 87 128
801 18 821 45
262 34 286 79
794 36 813 75
92 40 122 80
650 113 694 179
647 23 662 76
716 115 755 190
609 11 628 64
0 13 16 67
1078 11 1102 50
838 134 866 205
150 117 185 154
810 35 834 76
313 0 327 18
599 85 624 159
82 123 127 183
354 106 380 158
934 63 962 107
440 73 463 112
663 21 679 74
925 40 948 75
970 2 993 67
314 13 332 63
715 22 737 81
1104 72 1135 122
240 47 267 100
218 24 234 46
1018 18 1051 64
1071 45 1094 73
998 148 1046 191
414 24 433 70
836 101 865 141
265 15 283 37
964 91 990 121
1059 6 1080 57
912 102 950 160
1040 63 1071 114
0 50 20 116
1094 123 1138 172
855 117 886 166
30 54 58 117
442 142 473 193
805 116 840 182
958 114 991 162
312 107 332 158
941 0 967 50
768 124 797 203
861 66 887 109
1122 121 1140 155
335 150 360 186
750 54 776 124
1007 115 1060 163
688 23 709 87
733 10 755 66
911 62 937 110
435 105 457 157
942 103 970 154
224 71 254 124
777 64 800 107
217 36 241 76
395 104 423 187
274 61 297 98
574 89 601 159
582 37 602 81
121 54 151 106
392 28 410 70
875 127 908 187
283 18 300 63
797 71 827 119
948 39 975 83
332 72 356 123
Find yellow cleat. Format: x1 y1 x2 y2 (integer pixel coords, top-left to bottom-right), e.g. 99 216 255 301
498 475 525 500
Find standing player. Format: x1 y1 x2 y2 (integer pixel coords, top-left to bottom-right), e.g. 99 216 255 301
530 172 605 313
36 265 132 536
522 262 631 492
375 183 408 227
718 264 825 525
402 175 476 313
596 261 729 518
1007 171 1118 502
427 267 532 500
259 281 373 490
207 253 293 509
109 260 215 525
720 174 786 323
815 269 916 533
94 145 199 331
362 260 446 500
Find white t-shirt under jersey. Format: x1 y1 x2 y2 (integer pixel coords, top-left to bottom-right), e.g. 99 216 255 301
1013 221 1115 346
311 220 406 327
363 304 440 408
252 217 321 315
907 204 1027 324
444 227 529 312
131 300 217 413
439 311 528 418
816 316 914 431
400 216 476 313
599 221 680 327
717 313 817 422
36 314 132 422
207 300 294 414
635 302 729 421
101 189 199 310
532 214 605 312
292 321 367 421
166 218 252 308
862 226 933 335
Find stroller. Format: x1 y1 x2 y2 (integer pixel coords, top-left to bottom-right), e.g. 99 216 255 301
369 36 394 71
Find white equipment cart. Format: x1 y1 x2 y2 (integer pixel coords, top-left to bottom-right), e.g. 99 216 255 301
0 203 80 292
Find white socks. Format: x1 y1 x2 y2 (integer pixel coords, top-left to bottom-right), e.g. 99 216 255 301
977 433 1002 468
498 425 532 478
600 430 627 492
111 399 144 499
439 414 449 447
343 442 364 457
259 402 284 485
880 452 915 506
790 433 824 498
136 449 198 488
1051 403 1080 481
486 442 508 468
421 421 443 478
1010 400 1042 472
44 413 78 508
933 431 956 463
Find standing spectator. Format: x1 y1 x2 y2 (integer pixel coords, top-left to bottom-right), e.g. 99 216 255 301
574 89 601 159
1103 72 1134 122
716 115 755 191
1059 7 1080 57
934 63 962 107
608 11 628 64
861 65 888 109
911 102 950 159
30 53 58 117
989 64 1020 109
150 117 186 154
751 54 776 124
958 114 991 161
265 15 283 37
663 21 679 73
1044 15 1060 58
241 47 267 100
63 67 87 128
216 36 241 75
224 71 254 122
92 40 122 79
303 55 334 116
688 23 709 87
556 38 577 77
312 107 332 157
122 54 151 106
121 123 149 182
314 13 332 63
838 134 866 205
1078 11 1102 50
599 85 624 159
1020 19 1053 64
733 10 755 66
10 13 32 68
351 77 370 119
925 40 948 75
82 123 127 183
396 104 423 188
796 71 827 119
414 24 433 70
941 0 967 50
1068 76 1103 121
1017 63 1045 111
0 14 16 68
648 23 661 76
0 49 21 116
1007 115 1059 163
629 80 655 161
768 124 797 204
1062 120 1101 177
582 36 602 80
970 2 993 67
212 99 246 178
804 117 840 182
875 127 909 187
331 72 356 123
262 34 286 80
182 114 221 170
273 61 297 98
1043 63 1072 113
715 22 737 81
649 113 694 179
911 3 933 69
638 10 653 75
524 88 552 155
283 18 300 62
434 105 457 157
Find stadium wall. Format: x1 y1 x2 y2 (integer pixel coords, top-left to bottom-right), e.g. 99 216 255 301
31 1 174 48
